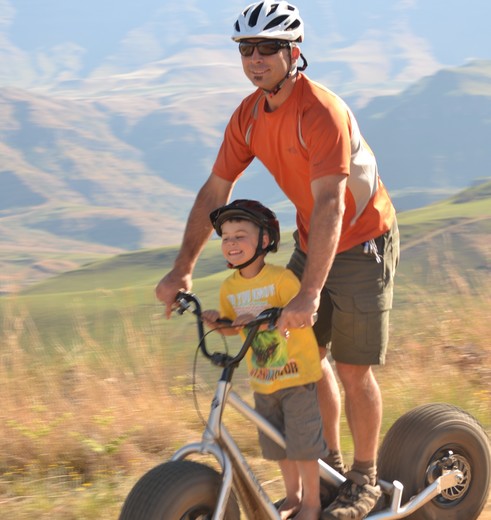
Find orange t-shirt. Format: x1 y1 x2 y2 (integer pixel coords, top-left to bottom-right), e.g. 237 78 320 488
212 74 395 253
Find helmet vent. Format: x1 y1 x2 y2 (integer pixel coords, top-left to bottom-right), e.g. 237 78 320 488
287 19 301 32
249 3 263 27
264 14 289 30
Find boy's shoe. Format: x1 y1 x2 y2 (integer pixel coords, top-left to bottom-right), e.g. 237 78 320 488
321 470 381 520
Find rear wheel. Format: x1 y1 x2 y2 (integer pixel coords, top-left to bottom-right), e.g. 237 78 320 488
377 403 490 519
119 460 241 520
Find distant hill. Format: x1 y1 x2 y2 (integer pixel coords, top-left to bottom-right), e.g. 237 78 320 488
360 60 491 210
21 179 491 298
1 61 491 290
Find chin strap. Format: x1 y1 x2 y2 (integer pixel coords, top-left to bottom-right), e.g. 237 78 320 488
262 53 308 98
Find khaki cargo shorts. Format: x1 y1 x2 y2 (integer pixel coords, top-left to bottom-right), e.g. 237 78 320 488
287 220 400 365
254 383 328 461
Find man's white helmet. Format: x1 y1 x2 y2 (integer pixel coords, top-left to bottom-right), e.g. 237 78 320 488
232 1 304 42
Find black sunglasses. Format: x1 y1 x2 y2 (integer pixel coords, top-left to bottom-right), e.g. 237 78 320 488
238 40 291 57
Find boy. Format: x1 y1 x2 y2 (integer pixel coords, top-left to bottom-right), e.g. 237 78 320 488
202 199 327 520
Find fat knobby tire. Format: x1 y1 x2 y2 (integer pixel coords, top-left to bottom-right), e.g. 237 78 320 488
377 402 491 520
119 459 240 520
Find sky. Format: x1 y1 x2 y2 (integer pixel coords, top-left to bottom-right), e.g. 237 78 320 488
1 0 489 103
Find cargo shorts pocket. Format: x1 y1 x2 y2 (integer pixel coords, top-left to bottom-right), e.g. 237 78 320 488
354 291 392 351
330 290 393 364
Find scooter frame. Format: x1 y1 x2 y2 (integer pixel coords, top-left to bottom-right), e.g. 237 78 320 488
168 292 465 520
171 370 464 520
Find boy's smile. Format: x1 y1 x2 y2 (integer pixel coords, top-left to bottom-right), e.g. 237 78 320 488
220 219 259 267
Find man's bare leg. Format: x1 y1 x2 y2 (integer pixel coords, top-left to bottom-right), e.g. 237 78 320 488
336 362 382 469
322 363 383 519
317 348 342 454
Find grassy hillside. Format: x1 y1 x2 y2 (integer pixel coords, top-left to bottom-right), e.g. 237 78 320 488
19 178 491 295
395 179 491 295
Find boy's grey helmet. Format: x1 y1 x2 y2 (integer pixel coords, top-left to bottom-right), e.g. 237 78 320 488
210 199 280 270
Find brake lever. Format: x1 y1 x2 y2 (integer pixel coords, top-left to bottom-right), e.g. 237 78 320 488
175 298 191 315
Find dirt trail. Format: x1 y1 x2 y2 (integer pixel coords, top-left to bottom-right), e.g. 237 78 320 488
480 504 491 519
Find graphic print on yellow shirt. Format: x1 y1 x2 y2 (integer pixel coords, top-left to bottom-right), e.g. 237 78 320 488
251 328 287 368
219 264 322 394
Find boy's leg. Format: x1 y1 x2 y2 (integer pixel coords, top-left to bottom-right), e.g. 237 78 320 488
317 349 343 471
277 459 302 520
295 459 322 520
278 459 324 520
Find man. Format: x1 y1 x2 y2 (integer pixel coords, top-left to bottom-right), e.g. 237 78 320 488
156 2 399 519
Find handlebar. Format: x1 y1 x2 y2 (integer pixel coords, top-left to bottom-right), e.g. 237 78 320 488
174 291 282 368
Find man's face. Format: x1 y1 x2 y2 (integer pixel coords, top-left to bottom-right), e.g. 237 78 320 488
239 39 292 91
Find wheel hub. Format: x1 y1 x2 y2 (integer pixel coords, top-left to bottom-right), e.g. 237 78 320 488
426 450 471 503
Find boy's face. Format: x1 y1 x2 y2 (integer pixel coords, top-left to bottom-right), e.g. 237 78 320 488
220 219 267 267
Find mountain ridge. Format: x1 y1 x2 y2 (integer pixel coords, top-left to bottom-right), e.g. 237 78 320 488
1 60 491 290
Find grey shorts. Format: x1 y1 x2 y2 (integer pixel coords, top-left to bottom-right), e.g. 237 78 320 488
287 220 400 365
254 383 328 461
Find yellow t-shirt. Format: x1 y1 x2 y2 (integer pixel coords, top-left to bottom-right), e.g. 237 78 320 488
219 263 322 394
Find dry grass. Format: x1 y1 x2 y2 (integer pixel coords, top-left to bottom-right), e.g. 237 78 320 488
381 283 491 426
0 310 206 518
0 282 490 518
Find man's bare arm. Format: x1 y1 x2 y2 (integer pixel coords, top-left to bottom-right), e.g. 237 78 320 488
155 174 234 317
278 174 346 332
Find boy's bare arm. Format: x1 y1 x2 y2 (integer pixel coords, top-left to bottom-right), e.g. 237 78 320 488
201 310 240 336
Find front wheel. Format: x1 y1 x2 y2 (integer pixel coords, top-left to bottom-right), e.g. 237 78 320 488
377 403 490 519
119 460 241 520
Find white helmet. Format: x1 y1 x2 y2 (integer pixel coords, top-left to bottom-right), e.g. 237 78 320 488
232 1 304 42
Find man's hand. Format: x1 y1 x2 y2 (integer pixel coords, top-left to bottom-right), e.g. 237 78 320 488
276 291 320 337
155 269 193 319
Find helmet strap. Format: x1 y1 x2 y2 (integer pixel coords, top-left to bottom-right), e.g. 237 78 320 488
261 51 308 98
298 53 308 72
